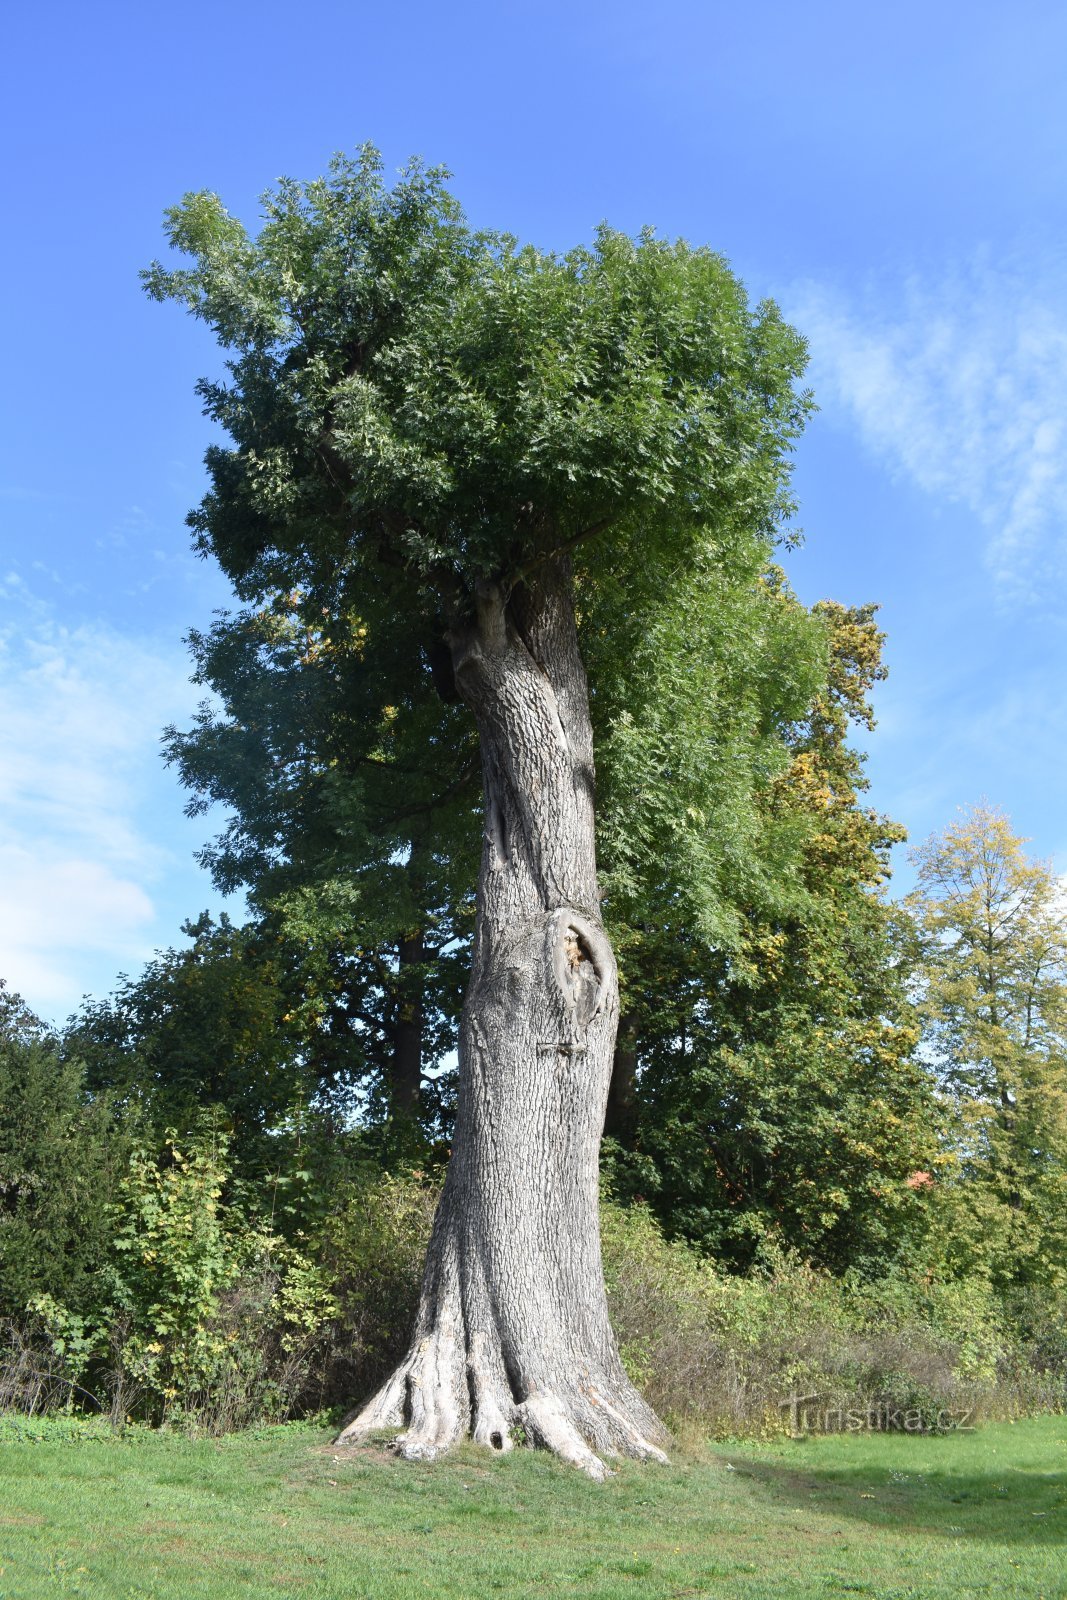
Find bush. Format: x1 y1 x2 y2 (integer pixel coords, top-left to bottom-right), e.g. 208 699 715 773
0 1026 135 1320
312 1169 438 1414
600 1198 1051 1438
3 1142 1063 1440
12 1127 337 1432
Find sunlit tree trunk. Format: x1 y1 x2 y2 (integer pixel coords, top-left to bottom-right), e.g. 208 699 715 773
338 563 667 1476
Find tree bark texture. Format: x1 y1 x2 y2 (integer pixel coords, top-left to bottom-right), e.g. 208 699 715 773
337 565 667 1477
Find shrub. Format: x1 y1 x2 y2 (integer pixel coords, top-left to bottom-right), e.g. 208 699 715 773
313 1169 438 1414
0 1028 134 1320
3 1146 1063 1439
600 1197 1040 1438
13 1127 337 1432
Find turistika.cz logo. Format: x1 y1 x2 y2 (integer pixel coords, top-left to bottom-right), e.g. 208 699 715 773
778 1392 975 1435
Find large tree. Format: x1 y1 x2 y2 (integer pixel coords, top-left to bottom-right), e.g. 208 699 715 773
147 148 814 1474
160 499 820 1157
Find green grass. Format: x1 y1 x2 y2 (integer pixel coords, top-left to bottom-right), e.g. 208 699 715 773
0 1414 1063 1598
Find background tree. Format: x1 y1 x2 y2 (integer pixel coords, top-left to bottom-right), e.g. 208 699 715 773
64 909 462 1200
147 147 818 1473
588 558 821 1139
604 601 934 1274
0 984 135 1320
164 571 480 1135
66 915 321 1178
908 803 1067 1292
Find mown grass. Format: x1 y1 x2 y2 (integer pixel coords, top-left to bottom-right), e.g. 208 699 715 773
0 1413 1063 1598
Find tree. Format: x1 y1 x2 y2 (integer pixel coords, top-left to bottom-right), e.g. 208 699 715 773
65 914 326 1175
163 500 822 1163
0 984 135 1320
908 804 1067 1292
163 574 480 1133
147 147 815 1474
64 910 462 1210
604 602 935 1274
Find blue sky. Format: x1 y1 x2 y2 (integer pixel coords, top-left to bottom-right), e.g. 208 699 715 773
3 0 1066 1022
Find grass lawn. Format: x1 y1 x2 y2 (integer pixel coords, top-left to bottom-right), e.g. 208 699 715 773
0 1413 1063 1598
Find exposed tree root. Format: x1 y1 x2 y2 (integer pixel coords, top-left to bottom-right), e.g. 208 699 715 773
335 1313 669 1480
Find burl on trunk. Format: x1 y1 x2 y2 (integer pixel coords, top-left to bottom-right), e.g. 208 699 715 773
337 563 667 1477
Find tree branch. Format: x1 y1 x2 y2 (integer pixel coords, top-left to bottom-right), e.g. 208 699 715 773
513 516 616 586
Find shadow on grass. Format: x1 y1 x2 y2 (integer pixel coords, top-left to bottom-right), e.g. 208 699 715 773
715 1446 1067 1547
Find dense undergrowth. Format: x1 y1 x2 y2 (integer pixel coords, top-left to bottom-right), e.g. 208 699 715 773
2 1132 1064 1441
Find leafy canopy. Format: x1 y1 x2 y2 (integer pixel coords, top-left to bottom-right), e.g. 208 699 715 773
604 605 931 1275
144 144 810 617
147 146 821 959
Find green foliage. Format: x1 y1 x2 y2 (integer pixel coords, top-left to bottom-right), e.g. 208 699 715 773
64 915 319 1174
145 146 822 1138
0 980 41 1047
590 564 824 951
144 148 809 605
106 1126 245 1408
62 911 460 1186
313 1167 439 1409
599 1199 1018 1436
908 803 1067 1294
104 1126 337 1427
20 1125 337 1431
3 1146 1062 1440
607 604 933 1274
0 992 134 1320
160 568 479 1139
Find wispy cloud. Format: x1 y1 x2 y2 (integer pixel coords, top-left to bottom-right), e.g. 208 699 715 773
860 655 1067 892
0 581 217 1020
0 851 155 1012
787 251 1067 601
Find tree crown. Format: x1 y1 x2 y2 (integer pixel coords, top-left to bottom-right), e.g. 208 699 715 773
144 146 812 619
148 147 825 954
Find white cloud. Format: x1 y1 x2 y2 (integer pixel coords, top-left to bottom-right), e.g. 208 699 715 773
787 252 1067 601
0 586 216 1019
0 852 155 1011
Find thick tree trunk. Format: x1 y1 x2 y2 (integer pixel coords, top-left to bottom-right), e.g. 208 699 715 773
337 565 667 1477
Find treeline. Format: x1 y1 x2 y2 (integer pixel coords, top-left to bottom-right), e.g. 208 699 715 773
1 599 1065 1430
40 589 1067 1295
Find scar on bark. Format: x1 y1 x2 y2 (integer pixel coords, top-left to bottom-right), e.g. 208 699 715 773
550 912 613 1034
486 789 508 869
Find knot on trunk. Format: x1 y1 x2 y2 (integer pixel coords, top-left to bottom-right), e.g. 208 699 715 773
549 910 615 1034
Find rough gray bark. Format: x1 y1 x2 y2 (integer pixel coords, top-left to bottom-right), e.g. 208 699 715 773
337 563 668 1477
